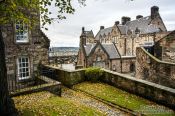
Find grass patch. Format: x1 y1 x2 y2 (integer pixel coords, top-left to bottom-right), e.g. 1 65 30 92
74 82 175 116
13 91 104 116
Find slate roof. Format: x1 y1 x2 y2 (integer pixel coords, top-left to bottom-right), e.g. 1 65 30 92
102 43 120 59
84 44 96 56
83 43 120 59
125 16 159 34
95 27 113 40
95 16 160 41
84 31 94 38
117 25 127 34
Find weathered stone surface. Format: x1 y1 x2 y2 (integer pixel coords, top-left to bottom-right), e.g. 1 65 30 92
42 65 85 87
101 69 175 109
155 30 175 63
136 47 175 89
42 65 175 109
2 22 50 80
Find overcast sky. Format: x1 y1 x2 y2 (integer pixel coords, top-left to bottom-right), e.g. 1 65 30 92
42 0 175 47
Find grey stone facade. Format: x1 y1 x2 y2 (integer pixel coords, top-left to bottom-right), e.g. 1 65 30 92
155 30 175 63
136 47 175 89
77 6 166 73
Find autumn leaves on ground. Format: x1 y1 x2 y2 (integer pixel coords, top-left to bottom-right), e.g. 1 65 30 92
13 82 175 116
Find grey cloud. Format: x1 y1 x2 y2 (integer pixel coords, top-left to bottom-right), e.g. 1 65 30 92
44 0 175 47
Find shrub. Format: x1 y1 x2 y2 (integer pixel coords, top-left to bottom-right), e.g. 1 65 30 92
85 67 104 82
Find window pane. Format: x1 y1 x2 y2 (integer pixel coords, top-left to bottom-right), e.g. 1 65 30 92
18 57 30 80
15 20 28 43
22 58 25 62
26 72 29 76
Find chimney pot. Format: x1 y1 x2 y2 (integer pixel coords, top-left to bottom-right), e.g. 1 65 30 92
115 21 120 25
82 27 85 32
136 15 143 19
121 16 131 25
100 26 105 30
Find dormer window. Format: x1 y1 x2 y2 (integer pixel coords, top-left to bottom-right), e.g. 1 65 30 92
15 20 29 43
127 29 132 35
135 27 140 34
112 36 118 43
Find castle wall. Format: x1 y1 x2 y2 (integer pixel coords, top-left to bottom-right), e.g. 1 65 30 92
136 47 175 89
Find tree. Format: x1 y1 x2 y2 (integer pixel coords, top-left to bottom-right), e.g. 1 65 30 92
0 0 85 115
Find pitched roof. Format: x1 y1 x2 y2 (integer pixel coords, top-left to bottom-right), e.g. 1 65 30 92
95 27 113 40
95 16 160 40
83 43 120 59
117 25 127 34
102 43 120 59
84 30 94 38
125 16 159 34
84 43 96 56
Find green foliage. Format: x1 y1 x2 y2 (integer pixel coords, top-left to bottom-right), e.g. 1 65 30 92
85 67 104 82
0 0 86 28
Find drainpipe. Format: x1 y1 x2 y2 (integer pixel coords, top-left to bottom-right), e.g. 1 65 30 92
125 37 127 55
120 59 122 73
132 36 134 56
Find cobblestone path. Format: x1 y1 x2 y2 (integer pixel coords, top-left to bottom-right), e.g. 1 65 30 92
62 87 131 116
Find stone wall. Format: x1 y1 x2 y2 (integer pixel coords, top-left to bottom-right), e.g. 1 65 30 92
87 44 109 68
155 30 175 63
121 57 136 73
2 21 50 80
42 65 85 87
101 69 175 109
111 60 121 72
136 47 175 89
10 76 61 97
42 65 175 109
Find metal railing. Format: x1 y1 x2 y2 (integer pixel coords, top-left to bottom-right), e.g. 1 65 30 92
7 69 56 93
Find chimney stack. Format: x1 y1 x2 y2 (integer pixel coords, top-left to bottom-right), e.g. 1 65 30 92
151 6 159 19
115 21 120 25
82 27 85 33
100 26 105 30
121 16 131 25
136 15 143 19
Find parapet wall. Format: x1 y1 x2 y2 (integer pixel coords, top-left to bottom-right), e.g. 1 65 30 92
42 65 85 87
136 47 175 89
101 69 175 110
42 65 175 109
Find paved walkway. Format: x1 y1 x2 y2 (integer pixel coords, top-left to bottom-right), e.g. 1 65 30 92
62 87 130 116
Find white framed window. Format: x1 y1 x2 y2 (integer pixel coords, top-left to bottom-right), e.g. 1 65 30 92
112 65 116 71
96 56 102 61
112 36 118 43
15 20 29 43
17 57 30 80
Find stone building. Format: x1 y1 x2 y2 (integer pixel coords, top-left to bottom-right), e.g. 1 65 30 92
1 13 50 82
154 30 175 62
77 6 167 73
136 47 175 89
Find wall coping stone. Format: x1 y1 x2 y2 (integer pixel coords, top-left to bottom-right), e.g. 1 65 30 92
103 69 175 93
45 65 85 73
140 47 175 65
121 56 136 58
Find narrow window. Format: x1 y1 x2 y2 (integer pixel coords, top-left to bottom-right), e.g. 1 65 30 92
15 20 29 43
17 57 30 80
96 56 101 61
112 65 116 71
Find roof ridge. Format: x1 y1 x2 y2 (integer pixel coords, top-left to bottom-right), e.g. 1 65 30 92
126 15 150 25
